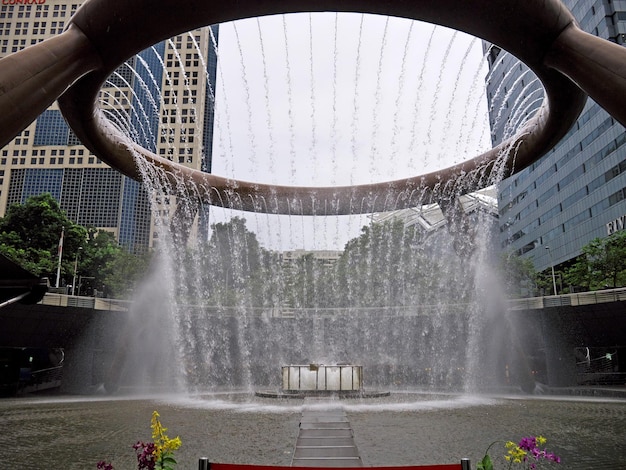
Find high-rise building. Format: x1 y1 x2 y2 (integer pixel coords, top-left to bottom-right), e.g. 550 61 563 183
489 0 626 274
0 0 218 252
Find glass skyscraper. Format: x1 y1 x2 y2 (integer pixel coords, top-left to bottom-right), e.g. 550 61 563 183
0 0 218 252
490 0 626 276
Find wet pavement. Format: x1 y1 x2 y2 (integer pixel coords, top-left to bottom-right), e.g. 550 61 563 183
0 391 625 469
293 402 362 467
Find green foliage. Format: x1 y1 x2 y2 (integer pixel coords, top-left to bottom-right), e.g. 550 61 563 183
0 241 55 276
498 251 537 298
190 217 467 309
0 193 85 279
99 248 153 299
535 269 558 296
334 219 438 307
477 454 494 470
196 216 265 306
159 455 177 470
0 194 152 296
564 230 626 290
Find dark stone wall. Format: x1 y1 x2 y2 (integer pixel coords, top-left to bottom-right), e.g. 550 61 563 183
0 302 127 393
1 298 625 393
511 302 626 387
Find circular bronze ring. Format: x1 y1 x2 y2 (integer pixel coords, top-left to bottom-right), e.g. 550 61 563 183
58 0 589 215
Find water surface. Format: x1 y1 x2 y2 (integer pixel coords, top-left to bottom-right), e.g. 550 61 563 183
1 392 625 469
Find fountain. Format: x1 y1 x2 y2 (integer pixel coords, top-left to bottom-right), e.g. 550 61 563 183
254 363 392 398
2 0 626 397
3 3 626 469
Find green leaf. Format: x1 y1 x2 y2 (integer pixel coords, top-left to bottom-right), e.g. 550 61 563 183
476 454 493 470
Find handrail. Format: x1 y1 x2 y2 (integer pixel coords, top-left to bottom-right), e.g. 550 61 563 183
35 287 626 314
508 287 626 310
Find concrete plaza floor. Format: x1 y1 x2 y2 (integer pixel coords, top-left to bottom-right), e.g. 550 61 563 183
1 390 625 469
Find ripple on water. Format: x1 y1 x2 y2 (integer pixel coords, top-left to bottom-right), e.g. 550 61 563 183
1 392 625 470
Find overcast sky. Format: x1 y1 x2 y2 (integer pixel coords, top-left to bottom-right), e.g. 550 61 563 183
205 13 491 251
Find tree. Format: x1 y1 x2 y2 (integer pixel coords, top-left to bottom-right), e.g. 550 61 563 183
282 253 329 309
99 248 153 299
335 219 434 308
0 194 152 297
498 251 537 298
0 193 85 281
564 230 626 290
79 228 153 298
199 217 266 306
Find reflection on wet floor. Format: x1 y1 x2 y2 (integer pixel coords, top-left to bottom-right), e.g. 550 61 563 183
1 391 625 470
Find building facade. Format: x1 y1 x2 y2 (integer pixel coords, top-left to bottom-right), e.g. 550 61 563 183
491 0 626 274
0 0 218 251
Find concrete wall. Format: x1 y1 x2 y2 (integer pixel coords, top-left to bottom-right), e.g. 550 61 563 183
1 297 625 393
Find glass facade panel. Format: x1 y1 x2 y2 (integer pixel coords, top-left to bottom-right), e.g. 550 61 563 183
493 0 626 271
33 110 69 146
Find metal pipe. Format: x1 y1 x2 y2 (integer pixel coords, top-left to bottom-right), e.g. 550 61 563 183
0 292 30 309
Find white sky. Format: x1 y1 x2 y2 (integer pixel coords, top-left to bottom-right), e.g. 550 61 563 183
205 13 492 251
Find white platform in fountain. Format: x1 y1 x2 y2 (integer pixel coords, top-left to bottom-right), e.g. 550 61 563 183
255 364 389 399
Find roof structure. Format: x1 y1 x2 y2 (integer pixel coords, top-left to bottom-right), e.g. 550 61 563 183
0 254 48 308
373 188 498 232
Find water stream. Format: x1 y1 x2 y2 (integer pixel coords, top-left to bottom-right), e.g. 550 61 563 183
97 13 545 397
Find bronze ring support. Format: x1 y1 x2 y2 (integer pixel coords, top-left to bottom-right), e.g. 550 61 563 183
2 0 626 214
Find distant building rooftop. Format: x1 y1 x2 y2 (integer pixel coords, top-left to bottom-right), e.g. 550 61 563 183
373 187 498 232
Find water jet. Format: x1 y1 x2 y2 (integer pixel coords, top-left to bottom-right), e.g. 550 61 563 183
2 0 626 397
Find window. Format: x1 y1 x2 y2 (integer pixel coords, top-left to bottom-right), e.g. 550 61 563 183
34 110 69 145
563 210 591 231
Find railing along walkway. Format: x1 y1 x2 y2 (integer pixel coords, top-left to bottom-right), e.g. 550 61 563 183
35 286 626 316
508 286 626 310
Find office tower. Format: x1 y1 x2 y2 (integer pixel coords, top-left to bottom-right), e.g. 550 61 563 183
490 0 626 276
0 0 218 251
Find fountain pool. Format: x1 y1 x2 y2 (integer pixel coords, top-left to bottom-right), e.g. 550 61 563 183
1 392 625 469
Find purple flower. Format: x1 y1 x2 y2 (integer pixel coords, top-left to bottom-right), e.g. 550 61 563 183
133 441 157 470
518 436 537 451
96 461 114 470
516 435 562 467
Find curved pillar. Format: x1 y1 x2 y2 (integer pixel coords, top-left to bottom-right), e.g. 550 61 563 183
0 25 101 149
545 22 626 129
56 0 589 214
4 0 626 214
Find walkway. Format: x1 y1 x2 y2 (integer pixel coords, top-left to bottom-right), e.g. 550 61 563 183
292 400 362 467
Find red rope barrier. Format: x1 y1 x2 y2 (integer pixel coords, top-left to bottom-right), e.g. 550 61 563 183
210 463 462 470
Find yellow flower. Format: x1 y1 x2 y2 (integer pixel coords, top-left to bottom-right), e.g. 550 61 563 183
505 444 527 464
536 435 547 446
163 436 182 454
151 411 163 439
150 410 182 461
